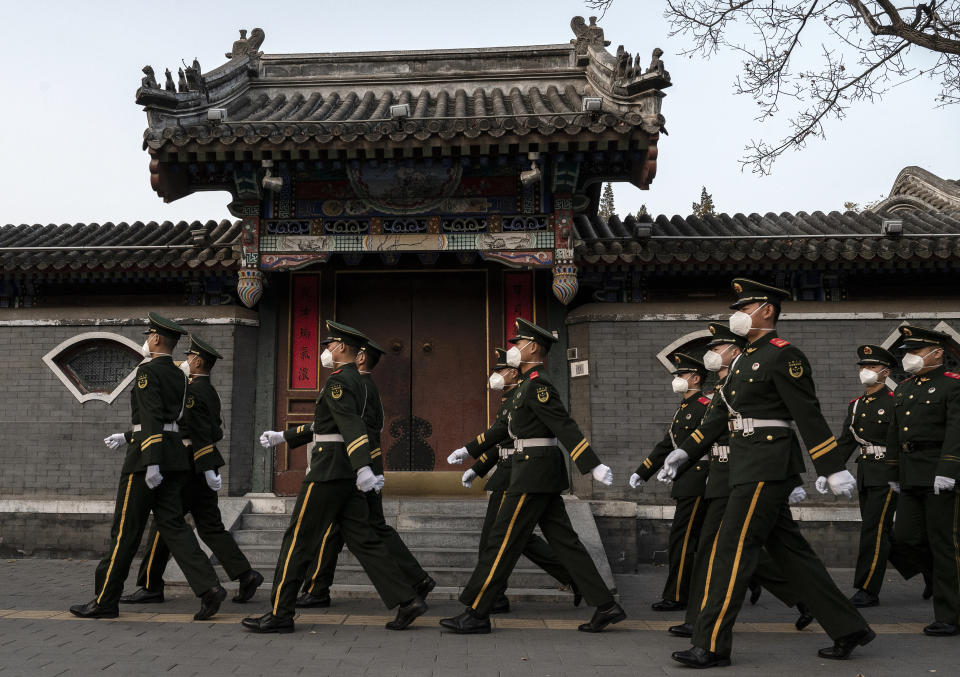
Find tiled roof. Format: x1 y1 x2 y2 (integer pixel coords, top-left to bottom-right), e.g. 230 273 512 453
872 166 960 213
0 220 241 274
573 210 960 268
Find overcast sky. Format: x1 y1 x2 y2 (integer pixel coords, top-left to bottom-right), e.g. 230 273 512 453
3 0 956 225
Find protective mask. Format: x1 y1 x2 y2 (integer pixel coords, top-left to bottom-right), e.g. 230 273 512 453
179 360 192 378
902 352 926 374
320 348 335 369
671 376 689 394
703 348 725 372
505 346 522 368
140 339 152 357
488 373 505 391
729 302 767 337
858 368 880 385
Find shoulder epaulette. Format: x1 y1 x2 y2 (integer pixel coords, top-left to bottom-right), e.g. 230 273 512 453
698 396 711 405
946 372 960 380
769 338 790 348
529 371 540 379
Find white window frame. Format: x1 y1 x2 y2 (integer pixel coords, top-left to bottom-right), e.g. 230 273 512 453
656 329 712 372
43 331 143 404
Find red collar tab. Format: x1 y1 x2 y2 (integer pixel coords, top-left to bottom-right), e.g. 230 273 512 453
769 338 790 348
529 371 540 379
697 396 711 406
887 390 895 396
849 396 861 404
946 372 960 380
331 369 342 375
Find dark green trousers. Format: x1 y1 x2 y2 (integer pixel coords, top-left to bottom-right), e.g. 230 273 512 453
459 492 613 616
93 471 219 607
135 472 252 591
270 479 415 619
684 496 798 626
854 485 915 594
692 480 867 657
662 495 706 604
894 489 960 624
303 489 427 594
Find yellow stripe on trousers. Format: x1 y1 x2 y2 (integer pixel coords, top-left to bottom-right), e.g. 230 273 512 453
307 523 335 594
472 494 526 609
862 488 894 590
675 496 701 602
710 482 764 653
144 530 161 590
97 475 134 605
273 482 314 615
701 524 723 611
953 494 960 600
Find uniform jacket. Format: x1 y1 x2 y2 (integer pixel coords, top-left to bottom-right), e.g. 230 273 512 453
679 332 846 485
182 375 226 473
360 372 385 476
122 355 188 474
469 387 520 493
886 366 960 489
837 388 896 489
702 383 734 500
283 363 373 482
634 391 710 499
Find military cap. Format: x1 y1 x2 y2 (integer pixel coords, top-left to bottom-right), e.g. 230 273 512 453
143 311 188 340
360 338 386 358
322 320 368 348
729 278 790 309
185 333 223 365
856 344 895 368
896 324 950 351
493 348 509 370
508 318 558 352
705 322 745 348
671 352 705 375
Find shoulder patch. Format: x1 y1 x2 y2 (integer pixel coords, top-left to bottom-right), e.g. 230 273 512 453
536 385 550 403
329 383 343 400
185 394 195 409
137 373 148 389
769 338 790 348
946 372 960 380
529 371 540 379
698 396 711 406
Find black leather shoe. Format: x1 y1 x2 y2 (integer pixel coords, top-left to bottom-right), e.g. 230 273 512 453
923 573 934 600
849 589 879 607
241 612 295 634
414 575 436 601
817 627 876 659
671 646 731 668
570 581 582 607
119 587 164 604
652 599 686 612
386 596 427 630
194 585 227 621
578 602 626 632
748 580 762 605
233 569 263 603
668 622 694 638
296 590 331 608
795 602 814 631
923 621 960 636
490 595 511 615
69 600 119 619
439 609 491 634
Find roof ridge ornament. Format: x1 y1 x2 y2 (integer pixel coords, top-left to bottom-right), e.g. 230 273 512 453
570 16 611 64
226 28 265 59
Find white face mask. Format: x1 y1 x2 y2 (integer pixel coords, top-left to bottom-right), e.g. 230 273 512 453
729 302 767 337
320 347 335 369
141 339 152 357
505 345 523 368
671 376 690 394
703 347 727 372
488 373 505 391
902 351 928 374
180 359 192 378
858 368 881 386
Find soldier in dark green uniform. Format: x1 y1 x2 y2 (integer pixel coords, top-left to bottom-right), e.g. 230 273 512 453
629 352 710 611
831 344 920 608
117 334 263 606
667 323 812 639
70 313 226 620
886 324 960 636
440 319 625 634
246 321 426 634
665 280 872 668
451 348 577 614
295 338 435 608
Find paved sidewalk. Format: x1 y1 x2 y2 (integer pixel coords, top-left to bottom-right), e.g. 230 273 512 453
0 558 956 676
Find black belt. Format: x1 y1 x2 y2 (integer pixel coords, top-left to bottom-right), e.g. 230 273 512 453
902 441 942 453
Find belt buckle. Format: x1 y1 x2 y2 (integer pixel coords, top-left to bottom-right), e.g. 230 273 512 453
742 417 755 437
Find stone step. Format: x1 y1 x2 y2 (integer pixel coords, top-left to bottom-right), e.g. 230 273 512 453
234 528 485 549
221 545 508 570
248 496 491 517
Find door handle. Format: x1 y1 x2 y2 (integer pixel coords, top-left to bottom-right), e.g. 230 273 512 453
390 340 403 354
422 342 433 354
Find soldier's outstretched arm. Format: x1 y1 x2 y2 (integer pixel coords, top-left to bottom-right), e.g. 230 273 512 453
132 366 165 467
528 381 601 474
635 433 674 481
935 381 960 482
463 419 510 459
884 402 901 483
184 392 221 473
325 379 373 471
836 401 859 464
678 396 728 462
282 423 314 449
470 450 499 478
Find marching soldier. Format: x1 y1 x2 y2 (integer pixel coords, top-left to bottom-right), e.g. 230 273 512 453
832 344 919 607
886 325 960 636
118 334 263 606
662 280 873 668
628 352 710 612
248 321 426 634
451 348 578 614
70 313 226 620
440 318 624 634
295 338 436 608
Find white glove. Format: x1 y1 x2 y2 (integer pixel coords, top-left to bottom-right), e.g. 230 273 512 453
659 449 689 481
814 476 828 494
826 470 857 498
788 486 806 504
145 465 164 489
447 447 470 465
104 433 126 450
204 469 222 492
591 463 613 486
259 430 286 448
934 475 956 495
462 469 477 488
356 466 377 493
889 481 901 494
629 472 643 489
374 475 385 493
